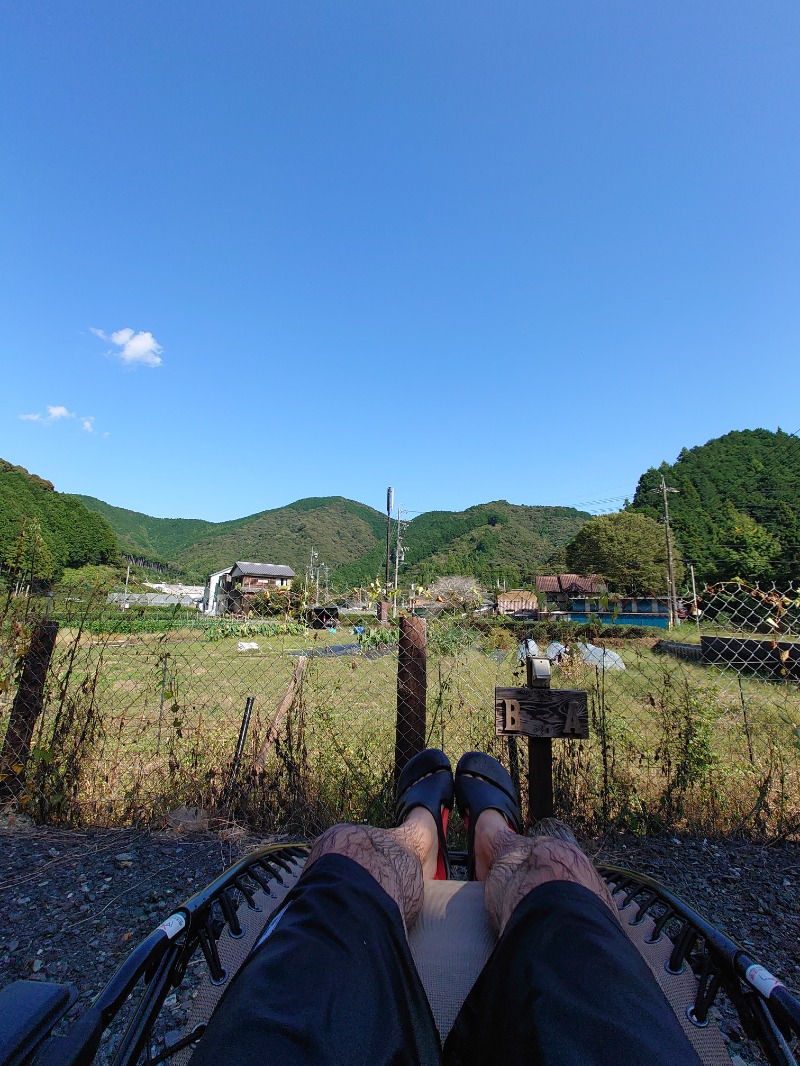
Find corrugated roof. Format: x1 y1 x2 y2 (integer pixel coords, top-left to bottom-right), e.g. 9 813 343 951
233 562 296 578
107 593 199 606
497 590 537 605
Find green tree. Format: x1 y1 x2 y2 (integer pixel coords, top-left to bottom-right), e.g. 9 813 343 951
629 429 800 584
714 505 781 582
4 517 56 589
0 459 118 578
565 511 683 595
772 502 800 587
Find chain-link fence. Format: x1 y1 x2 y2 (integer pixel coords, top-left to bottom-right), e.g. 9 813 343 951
1 579 799 839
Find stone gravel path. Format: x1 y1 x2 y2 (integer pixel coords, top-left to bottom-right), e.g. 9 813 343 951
1 824 797 1064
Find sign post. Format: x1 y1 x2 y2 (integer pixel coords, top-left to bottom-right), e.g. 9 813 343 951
495 655 588 825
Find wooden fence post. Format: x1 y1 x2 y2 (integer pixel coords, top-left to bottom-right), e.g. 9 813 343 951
254 655 308 770
526 654 554 824
394 615 427 782
0 620 59 799
496 661 589 829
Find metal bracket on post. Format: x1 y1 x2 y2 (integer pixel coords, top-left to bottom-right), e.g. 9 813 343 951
527 656 551 688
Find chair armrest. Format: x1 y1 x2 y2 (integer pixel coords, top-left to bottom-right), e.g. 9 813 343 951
0 980 72 1065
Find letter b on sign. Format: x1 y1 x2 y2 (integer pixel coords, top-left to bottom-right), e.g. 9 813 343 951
504 698 520 731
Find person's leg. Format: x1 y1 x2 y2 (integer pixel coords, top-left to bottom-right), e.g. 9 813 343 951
444 814 702 1066
191 810 444 1066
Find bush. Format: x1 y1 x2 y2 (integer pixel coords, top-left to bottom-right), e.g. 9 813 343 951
355 626 398 649
206 620 307 641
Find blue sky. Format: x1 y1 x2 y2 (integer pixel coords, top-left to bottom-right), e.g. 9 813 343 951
2 2 799 522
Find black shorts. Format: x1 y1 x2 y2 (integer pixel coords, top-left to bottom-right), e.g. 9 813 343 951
192 854 700 1066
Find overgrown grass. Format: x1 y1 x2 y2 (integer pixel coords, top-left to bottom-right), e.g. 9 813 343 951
2 605 798 838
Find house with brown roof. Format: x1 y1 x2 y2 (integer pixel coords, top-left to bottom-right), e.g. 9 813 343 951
205 561 296 615
535 574 604 610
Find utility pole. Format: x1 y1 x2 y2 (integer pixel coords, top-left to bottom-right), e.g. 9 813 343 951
309 547 318 605
385 487 394 600
657 476 680 627
393 506 407 617
690 564 699 629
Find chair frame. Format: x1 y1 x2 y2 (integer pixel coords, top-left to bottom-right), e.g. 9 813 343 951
598 864 800 1066
4 845 798 1066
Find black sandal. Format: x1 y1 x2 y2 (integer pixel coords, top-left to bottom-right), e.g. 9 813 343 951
395 749 454 880
455 751 523 879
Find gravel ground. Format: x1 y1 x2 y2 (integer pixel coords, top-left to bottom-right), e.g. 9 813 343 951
1 823 798 1063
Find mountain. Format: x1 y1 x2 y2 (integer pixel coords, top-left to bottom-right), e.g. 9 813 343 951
172 498 387 583
397 502 588 587
0 461 118 579
12 427 798 592
74 495 389 584
76 493 591 588
73 496 218 563
630 429 800 585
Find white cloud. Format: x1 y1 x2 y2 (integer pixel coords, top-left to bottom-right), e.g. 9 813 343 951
82 417 95 433
19 405 75 423
47 405 73 420
92 325 163 367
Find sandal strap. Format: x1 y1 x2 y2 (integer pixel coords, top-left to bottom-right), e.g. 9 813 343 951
394 750 454 880
455 751 522 879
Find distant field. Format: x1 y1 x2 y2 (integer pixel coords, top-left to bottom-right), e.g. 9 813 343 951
13 620 797 838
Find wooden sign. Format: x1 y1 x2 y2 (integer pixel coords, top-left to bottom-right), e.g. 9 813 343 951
495 686 589 739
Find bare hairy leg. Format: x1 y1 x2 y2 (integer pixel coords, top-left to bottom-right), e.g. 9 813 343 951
475 810 618 936
305 805 439 932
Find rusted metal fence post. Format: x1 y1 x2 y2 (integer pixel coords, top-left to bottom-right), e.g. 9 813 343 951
224 695 255 805
0 619 59 799
394 615 427 782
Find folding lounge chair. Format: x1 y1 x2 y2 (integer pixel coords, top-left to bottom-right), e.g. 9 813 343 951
1 843 798 1066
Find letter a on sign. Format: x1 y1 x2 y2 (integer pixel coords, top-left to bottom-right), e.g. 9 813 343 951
563 701 582 735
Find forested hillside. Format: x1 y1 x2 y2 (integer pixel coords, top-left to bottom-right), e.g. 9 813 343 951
334 501 593 588
400 502 588 587
630 429 800 585
29 428 798 592
0 460 118 579
73 496 388 582
77 490 591 588
73 496 218 564
172 498 386 582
